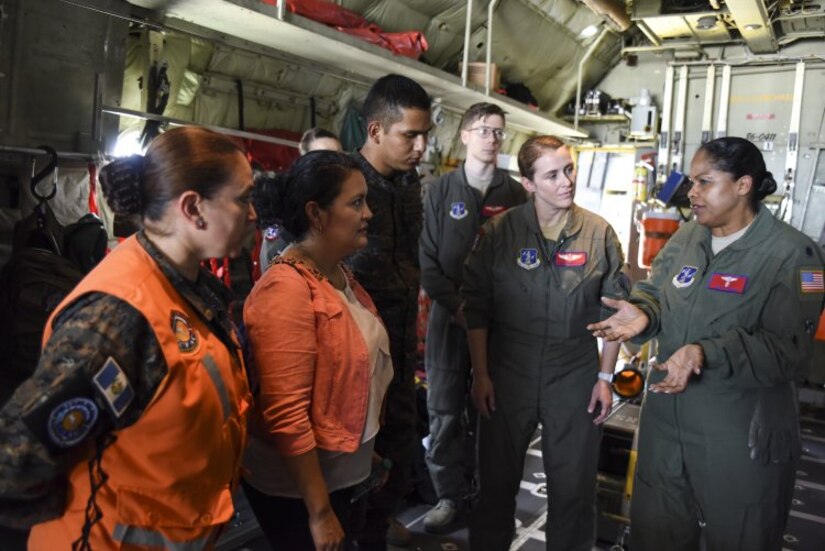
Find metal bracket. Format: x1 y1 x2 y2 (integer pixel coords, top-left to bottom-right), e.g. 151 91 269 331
715 65 731 139
782 61 806 224
657 65 674 181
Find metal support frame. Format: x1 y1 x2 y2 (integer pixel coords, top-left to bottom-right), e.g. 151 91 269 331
58 0 162 31
671 65 688 173
701 65 715 144
657 65 674 181
0 145 99 161
101 106 300 148
461 0 474 88
485 0 501 95
782 61 806 224
715 64 731 139
799 147 822 231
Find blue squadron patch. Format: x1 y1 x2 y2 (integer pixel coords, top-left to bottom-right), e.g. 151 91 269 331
517 248 541 270
264 226 279 241
449 202 469 220
48 397 98 448
171 310 199 353
93 356 135 418
672 265 699 289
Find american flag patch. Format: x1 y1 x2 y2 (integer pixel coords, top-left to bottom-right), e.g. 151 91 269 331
800 269 824 293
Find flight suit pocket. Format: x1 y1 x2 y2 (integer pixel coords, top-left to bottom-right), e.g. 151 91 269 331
114 485 234 548
492 260 536 328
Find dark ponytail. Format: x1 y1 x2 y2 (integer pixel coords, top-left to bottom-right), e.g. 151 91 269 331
99 127 244 221
99 154 145 216
251 150 361 239
697 137 777 212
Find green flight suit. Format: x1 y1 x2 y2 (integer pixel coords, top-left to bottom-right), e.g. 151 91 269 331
628 205 825 551
462 199 629 551
420 165 527 504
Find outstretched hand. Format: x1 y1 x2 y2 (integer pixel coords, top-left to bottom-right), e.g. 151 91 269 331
649 344 704 394
586 297 649 342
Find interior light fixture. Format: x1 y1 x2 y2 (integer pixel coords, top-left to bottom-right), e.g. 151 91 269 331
744 23 762 31
696 15 718 30
578 24 599 39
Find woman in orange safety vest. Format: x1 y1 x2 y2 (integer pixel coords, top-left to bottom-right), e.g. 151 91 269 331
0 126 256 550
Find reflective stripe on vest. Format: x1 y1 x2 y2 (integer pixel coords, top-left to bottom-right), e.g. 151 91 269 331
202 354 231 422
112 523 211 550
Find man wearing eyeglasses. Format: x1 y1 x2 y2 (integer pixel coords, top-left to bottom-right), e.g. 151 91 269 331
419 103 527 534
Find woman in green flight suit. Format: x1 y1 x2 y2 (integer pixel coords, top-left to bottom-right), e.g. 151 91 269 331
589 137 825 551
463 135 630 551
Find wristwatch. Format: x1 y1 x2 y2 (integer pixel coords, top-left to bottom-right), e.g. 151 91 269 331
597 372 613 383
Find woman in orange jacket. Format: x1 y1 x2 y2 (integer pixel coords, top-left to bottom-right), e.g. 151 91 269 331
244 150 393 551
0 126 257 550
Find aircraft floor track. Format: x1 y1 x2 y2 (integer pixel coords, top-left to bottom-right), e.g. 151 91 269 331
221 407 825 551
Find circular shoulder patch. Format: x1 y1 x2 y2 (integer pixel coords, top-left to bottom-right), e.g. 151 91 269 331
264 226 279 241
171 310 199 353
48 398 99 448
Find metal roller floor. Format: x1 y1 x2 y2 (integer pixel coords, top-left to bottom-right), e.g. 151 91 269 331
220 402 825 551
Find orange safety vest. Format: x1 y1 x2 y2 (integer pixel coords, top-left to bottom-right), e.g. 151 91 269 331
29 236 251 550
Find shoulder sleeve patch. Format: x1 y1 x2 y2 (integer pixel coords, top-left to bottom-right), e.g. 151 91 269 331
21 374 100 451
46 398 99 448
92 356 135 418
799 268 824 295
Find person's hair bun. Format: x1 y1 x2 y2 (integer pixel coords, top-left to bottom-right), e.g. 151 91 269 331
757 171 777 200
252 171 289 228
99 155 145 216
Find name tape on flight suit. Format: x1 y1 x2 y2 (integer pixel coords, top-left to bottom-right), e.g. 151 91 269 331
93 356 135 418
708 272 749 294
482 205 506 217
554 251 588 267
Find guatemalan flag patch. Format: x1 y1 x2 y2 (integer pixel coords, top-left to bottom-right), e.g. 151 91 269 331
93 356 135 418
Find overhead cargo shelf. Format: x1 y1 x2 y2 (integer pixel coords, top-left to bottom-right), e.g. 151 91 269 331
127 0 586 138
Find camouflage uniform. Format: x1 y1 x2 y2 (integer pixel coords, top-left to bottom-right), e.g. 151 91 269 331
347 151 422 547
0 232 240 534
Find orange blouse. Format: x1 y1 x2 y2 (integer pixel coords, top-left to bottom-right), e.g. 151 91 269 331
243 258 382 456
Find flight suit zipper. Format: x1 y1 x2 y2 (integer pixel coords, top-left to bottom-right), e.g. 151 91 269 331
537 235 567 372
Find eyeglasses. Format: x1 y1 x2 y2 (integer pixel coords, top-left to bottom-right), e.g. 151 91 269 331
468 126 507 141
